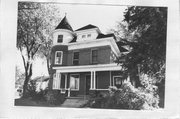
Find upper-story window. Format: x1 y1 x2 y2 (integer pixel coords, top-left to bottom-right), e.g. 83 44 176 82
57 35 63 43
73 52 79 65
55 51 63 65
87 34 91 37
92 49 98 64
82 35 86 38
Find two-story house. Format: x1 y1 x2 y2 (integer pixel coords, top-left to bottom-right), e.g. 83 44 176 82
48 16 130 97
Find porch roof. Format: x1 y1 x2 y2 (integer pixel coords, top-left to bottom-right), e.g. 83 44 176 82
53 63 122 73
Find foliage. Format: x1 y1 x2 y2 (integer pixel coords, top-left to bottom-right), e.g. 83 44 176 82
110 7 167 108
45 90 66 105
120 6 167 82
88 81 159 110
15 66 25 88
24 80 48 101
17 2 61 97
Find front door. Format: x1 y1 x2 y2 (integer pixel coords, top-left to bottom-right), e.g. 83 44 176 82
85 75 91 95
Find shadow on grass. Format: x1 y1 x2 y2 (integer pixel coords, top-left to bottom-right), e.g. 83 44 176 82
14 98 61 107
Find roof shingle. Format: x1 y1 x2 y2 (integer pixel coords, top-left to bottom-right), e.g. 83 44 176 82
55 16 73 31
75 24 97 31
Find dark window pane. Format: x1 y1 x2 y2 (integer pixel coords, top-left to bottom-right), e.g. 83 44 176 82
74 52 79 59
57 35 63 43
73 60 79 65
56 52 61 57
73 52 79 65
60 74 65 88
92 50 98 63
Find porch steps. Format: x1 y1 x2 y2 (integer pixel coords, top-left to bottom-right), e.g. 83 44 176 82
61 96 89 108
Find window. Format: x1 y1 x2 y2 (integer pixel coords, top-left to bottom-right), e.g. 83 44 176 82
87 34 91 37
82 35 86 38
73 52 79 65
113 76 124 88
70 74 79 90
57 35 63 43
92 49 98 64
55 51 63 65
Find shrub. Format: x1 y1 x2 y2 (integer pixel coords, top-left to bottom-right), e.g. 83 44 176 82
24 80 48 101
45 90 66 105
88 81 159 110
105 81 159 110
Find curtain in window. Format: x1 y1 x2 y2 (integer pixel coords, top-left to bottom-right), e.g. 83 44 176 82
70 75 79 90
55 52 62 64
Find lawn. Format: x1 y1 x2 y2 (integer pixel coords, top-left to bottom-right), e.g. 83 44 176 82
14 98 60 107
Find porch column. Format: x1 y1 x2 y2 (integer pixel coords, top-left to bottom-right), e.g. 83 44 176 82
109 71 112 86
59 73 61 89
65 74 67 89
94 71 96 89
91 71 93 89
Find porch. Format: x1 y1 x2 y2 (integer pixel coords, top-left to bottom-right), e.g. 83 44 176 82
52 63 126 97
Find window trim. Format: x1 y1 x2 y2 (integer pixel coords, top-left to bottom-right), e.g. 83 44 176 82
113 76 123 87
69 74 80 91
55 51 63 65
72 51 79 65
91 49 98 64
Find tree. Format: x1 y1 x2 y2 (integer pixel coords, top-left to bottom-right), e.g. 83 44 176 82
17 2 61 97
36 3 61 75
17 2 42 97
122 7 167 80
114 6 167 107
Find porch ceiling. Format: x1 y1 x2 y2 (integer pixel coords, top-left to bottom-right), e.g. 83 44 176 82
53 63 122 73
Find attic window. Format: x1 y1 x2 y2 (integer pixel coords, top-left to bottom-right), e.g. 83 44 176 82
57 35 63 43
82 35 86 38
87 34 91 37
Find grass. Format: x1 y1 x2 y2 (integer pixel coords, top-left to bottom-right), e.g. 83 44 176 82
14 98 60 107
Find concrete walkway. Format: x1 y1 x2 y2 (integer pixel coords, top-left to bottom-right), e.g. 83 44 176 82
61 96 89 108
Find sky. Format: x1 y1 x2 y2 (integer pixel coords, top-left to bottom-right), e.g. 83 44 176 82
16 3 127 78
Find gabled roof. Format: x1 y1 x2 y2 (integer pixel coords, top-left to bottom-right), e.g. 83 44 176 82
55 16 73 31
75 24 98 31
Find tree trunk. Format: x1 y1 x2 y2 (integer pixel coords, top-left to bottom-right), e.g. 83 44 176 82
22 63 33 98
46 57 50 75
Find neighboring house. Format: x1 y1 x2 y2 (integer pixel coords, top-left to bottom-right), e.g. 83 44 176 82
33 76 49 92
48 16 134 97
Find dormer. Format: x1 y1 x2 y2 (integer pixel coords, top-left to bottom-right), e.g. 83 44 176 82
74 24 101 42
51 16 74 45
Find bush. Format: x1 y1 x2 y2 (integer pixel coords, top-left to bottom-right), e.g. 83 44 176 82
24 80 48 101
87 91 107 108
45 90 66 105
88 81 159 110
106 81 159 110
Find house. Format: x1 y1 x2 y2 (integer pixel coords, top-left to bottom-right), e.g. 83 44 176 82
48 16 133 97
